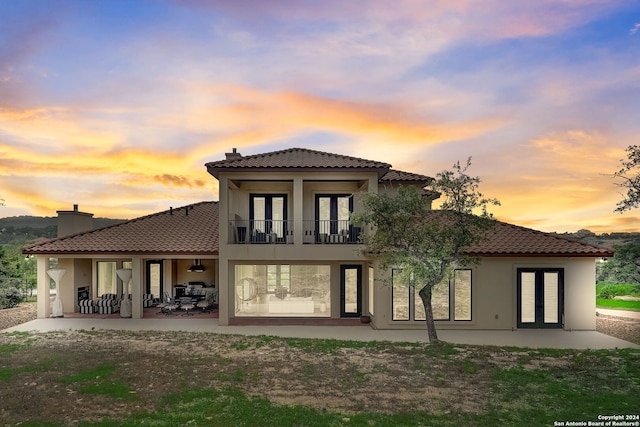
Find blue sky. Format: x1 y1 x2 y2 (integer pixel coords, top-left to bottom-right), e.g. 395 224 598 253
1 0 639 232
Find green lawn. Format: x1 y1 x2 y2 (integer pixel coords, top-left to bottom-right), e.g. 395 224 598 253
597 298 640 311
596 282 640 311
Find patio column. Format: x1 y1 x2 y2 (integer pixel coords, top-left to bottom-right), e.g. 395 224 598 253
218 260 229 325
131 257 143 319
36 256 50 319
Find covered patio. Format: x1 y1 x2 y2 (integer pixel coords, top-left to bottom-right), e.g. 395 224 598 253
23 202 220 320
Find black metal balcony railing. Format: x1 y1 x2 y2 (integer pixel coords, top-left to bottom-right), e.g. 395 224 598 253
302 220 362 244
229 220 293 244
228 219 363 244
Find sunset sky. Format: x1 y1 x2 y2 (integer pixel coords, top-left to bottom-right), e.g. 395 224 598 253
1 0 639 233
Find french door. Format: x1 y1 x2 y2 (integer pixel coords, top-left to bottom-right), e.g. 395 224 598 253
340 265 362 317
146 260 163 299
250 194 287 242
517 268 564 329
316 195 352 240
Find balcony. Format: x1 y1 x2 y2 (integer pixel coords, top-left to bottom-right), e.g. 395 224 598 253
229 220 293 244
303 220 362 244
228 219 363 244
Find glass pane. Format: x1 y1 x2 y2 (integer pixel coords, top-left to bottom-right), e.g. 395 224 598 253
431 278 449 320
343 268 359 314
544 272 559 323
392 269 409 320
149 263 161 298
414 287 426 320
454 269 472 321
337 196 350 231
520 272 536 323
280 265 290 289
253 197 265 232
272 197 284 237
97 261 117 296
267 265 289 292
318 197 330 235
267 265 277 291
368 266 374 316
235 265 330 317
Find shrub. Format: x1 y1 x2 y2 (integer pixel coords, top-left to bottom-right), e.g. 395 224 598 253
596 282 640 299
0 287 22 309
598 287 615 299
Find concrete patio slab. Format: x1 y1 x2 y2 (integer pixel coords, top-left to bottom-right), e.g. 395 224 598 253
596 308 640 320
3 318 638 349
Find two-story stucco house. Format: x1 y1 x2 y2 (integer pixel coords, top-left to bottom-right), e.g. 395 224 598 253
23 148 613 331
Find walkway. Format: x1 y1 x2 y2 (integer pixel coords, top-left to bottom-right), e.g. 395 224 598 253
596 308 640 320
4 318 638 349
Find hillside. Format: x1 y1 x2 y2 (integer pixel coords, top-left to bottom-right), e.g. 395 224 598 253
0 216 125 245
553 230 640 248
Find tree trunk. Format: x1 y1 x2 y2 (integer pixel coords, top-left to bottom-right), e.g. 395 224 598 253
418 284 440 344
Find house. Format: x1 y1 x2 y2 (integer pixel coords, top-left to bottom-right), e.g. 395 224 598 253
23 147 614 330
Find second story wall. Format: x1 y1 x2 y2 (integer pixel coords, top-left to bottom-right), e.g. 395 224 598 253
219 171 379 257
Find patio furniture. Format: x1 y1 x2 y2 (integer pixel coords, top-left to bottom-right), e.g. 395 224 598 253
79 299 95 314
164 297 179 316
178 296 195 316
157 293 179 315
143 293 155 308
96 294 119 314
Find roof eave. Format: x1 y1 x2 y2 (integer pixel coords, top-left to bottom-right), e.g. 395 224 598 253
23 250 219 256
464 252 614 258
207 165 390 179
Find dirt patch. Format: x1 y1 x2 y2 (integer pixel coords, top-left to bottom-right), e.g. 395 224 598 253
0 329 493 424
0 303 36 331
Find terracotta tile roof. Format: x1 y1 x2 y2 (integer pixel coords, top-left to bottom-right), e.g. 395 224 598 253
22 200 612 259
380 169 433 183
206 147 392 178
464 218 614 257
23 202 219 256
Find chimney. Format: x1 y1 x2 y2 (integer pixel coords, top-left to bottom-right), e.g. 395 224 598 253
57 204 94 237
225 148 242 160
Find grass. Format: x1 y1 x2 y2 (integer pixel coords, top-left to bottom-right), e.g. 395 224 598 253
59 363 138 400
0 331 33 355
1 332 639 426
595 282 640 310
597 298 640 311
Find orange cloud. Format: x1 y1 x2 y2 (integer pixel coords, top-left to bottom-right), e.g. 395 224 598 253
478 130 633 232
177 85 505 147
